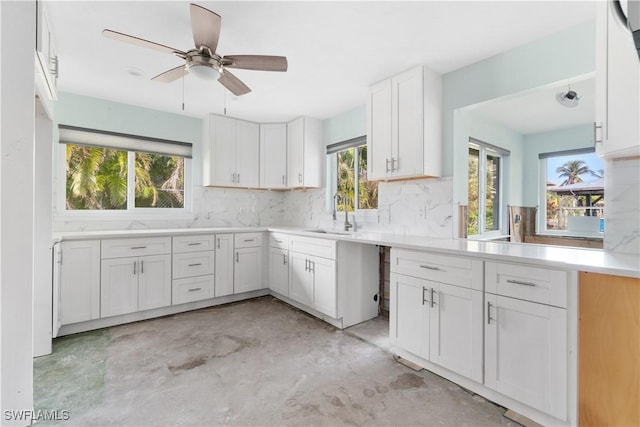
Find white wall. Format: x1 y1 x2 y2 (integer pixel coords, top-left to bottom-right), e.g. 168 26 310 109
53 93 284 232
1 1 36 424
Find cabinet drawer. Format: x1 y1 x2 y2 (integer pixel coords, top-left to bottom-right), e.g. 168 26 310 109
234 232 263 248
172 275 214 305
269 233 289 250
289 235 336 259
173 251 214 279
391 249 482 290
485 261 567 308
173 235 215 253
101 237 171 259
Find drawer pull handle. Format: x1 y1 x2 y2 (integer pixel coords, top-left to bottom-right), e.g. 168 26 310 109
188 242 202 246
243 239 255 242
506 279 536 287
188 263 202 267
131 246 147 249
188 287 202 292
419 265 439 271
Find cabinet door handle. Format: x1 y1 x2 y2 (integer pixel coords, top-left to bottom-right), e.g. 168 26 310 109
133 261 137 275
594 122 603 144
391 157 398 171
188 263 202 267
231 173 236 183
487 301 494 324
422 287 427 305
308 261 314 272
385 158 391 173
283 254 287 265
237 173 240 183
282 175 285 185
420 265 439 271
188 242 201 246
217 238 220 249
188 287 202 292
430 288 436 308
506 279 536 287
236 252 239 263
298 173 302 183
131 246 147 249
141 260 144 274
304 259 309 271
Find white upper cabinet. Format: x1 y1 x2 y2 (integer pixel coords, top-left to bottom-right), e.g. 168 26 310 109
367 65 442 181
287 116 323 188
595 0 640 159
202 114 260 188
260 123 288 189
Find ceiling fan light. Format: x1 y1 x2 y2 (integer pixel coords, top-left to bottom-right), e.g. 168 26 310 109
189 64 221 80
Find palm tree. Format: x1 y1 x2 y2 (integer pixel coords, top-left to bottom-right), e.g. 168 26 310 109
337 148 355 211
555 160 592 186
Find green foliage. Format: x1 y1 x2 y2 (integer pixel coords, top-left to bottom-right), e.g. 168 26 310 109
336 145 378 212
65 144 184 210
555 160 590 185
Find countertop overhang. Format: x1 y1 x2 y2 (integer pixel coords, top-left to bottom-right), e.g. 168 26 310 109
52 226 640 278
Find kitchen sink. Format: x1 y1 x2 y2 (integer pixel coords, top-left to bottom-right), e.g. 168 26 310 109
304 229 353 236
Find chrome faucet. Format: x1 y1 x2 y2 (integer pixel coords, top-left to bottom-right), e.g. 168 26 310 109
332 192 339 221
343 195 353 231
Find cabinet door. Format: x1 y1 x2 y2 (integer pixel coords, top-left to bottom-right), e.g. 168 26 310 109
367 78 392 180
595 0 640 158
59 240 101 325
311 256 337 318
429 283 483 383
268 247 289 296
288 251 312 306
235 119 260 187
391 273 429 360
260 123 287 188
138 254 171 311
392 66 423 178
209 115 236 186
485 294 568 421
234 247 263 293
214 234 234 297
287 117 304 187
101 257 139 318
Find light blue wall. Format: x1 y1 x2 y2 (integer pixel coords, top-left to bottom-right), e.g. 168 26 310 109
55 92 204 183
322 105 366 146
522 124 594 207
455 111 525 206
445 20 595 179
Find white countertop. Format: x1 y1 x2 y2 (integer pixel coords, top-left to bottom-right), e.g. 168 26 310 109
53 226 640 278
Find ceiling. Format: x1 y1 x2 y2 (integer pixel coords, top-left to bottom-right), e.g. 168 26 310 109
467 76 595 135
46 1 596 123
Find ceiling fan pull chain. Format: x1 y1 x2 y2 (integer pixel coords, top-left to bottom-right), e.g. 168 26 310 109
181 68 185 111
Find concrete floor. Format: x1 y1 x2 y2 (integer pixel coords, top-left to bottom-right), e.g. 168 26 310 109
34 296 516 426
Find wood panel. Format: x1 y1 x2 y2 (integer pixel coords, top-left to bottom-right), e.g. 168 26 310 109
579 272 640 426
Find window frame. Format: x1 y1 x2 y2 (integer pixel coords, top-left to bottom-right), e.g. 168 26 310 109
55 126 193 219
537 148 604 238
467 139 508 240
326 136 378 221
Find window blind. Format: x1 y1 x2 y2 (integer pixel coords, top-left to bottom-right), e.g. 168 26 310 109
58 125 193 158
538 147 594 159
469 137 510 156
326 135 366 155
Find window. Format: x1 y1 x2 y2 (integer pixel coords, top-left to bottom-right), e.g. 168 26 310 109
539 148 604 235
467 139 507 237
60 126 191 213
328 137 378 212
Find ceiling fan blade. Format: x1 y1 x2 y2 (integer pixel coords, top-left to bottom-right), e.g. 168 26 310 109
190 3 222 52
103 29 186 57
152 65 188 83
223 55 288 72
218 70 251 96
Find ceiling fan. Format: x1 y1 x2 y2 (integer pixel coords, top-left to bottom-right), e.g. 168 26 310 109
102 3 288 96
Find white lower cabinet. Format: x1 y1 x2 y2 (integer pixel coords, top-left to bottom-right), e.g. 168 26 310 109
390 249 484 382
289 251 313 306
233 233 264 293
268 247 289 296
101 254 171 317
56 240 101 326
289 251 337 317
171 234 215 305
485 261 569 422
214 234 235 297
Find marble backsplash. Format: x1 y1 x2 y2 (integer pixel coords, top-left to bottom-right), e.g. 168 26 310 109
53 186 285 232
604 157 640 255
281 177 455 238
